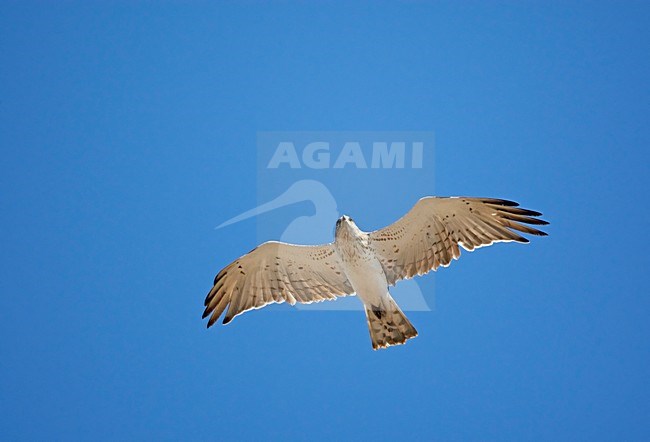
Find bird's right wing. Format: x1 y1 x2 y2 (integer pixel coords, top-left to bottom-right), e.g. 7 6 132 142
368 197 548 285
203 241 354 326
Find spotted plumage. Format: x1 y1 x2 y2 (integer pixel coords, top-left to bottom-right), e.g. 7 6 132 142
203 197 548 349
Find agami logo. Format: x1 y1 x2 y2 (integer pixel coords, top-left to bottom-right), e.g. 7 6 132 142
267 141 424 169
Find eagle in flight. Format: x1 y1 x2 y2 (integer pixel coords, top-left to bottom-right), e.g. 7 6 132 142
203 197 548 350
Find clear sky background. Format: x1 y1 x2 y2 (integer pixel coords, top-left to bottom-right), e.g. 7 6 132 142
2 2 649 440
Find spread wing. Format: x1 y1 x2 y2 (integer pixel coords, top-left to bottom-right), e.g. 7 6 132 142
369 197 548 285
203 241 355 326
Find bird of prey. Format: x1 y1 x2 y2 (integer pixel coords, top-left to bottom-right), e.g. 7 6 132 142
203 197 548 350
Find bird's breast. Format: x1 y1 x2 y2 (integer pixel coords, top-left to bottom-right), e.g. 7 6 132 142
335 235 388 303
335 234 371 264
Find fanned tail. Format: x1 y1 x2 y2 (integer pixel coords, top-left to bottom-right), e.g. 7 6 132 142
365 295 418 350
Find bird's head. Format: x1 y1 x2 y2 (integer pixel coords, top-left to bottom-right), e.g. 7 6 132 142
335 215 361 239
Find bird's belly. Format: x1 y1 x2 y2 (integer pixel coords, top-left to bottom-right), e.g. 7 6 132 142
340 252 388 306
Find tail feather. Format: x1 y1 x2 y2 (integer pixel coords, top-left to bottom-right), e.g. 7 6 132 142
365 296 418 350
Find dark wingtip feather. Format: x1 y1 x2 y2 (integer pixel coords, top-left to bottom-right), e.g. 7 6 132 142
526 225 548 236
521 217 549 225
207 313 220 328
482 198 519 207
523 209 543 217
222 316 233 325
496 206 543 217
213 270 227 285
500 199 519 207
501 214 549 226
204 286 217 306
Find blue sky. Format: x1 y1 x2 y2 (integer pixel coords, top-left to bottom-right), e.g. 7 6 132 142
2 1 649 440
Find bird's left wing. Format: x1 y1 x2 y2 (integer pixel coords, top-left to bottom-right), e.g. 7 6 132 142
368 197 548 285
203 241 354 326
